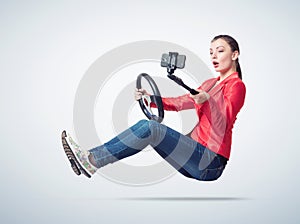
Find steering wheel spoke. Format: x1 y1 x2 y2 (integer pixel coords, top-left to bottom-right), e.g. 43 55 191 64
142 95 153 115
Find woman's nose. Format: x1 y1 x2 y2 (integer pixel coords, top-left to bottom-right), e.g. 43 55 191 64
211 52 217 59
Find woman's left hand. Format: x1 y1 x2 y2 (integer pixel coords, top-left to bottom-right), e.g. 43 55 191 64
190 89 210 104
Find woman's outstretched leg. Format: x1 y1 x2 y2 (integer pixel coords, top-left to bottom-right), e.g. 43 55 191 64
63 119 225 180
88 119 215 180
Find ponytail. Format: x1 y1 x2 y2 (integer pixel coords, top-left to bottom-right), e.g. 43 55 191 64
236 58 242 80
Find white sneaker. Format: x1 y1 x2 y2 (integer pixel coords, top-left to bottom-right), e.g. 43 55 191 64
61 130 97 178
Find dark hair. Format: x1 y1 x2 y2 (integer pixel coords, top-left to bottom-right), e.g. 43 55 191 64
211 35 242 80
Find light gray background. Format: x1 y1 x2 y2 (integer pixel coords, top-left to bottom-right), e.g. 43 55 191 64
0 0 299 223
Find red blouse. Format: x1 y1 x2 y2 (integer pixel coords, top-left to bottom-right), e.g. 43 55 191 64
158 72 246 159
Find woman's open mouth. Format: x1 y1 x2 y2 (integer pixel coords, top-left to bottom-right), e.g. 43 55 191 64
213 61 219 68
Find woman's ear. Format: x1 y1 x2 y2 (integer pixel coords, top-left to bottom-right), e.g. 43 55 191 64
232 50 239 60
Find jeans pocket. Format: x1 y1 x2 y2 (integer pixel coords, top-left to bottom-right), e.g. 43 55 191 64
199 165 225 181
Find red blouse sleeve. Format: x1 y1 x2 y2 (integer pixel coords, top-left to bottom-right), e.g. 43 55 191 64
151 94 195 111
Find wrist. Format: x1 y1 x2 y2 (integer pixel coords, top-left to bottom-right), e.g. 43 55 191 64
204 92 210 100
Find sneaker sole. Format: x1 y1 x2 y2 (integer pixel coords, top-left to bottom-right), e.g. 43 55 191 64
61 131 91 178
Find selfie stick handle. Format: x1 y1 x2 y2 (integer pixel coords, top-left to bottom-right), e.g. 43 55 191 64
167 74 199 95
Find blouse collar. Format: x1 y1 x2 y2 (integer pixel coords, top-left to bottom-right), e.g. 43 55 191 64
217 72 239 83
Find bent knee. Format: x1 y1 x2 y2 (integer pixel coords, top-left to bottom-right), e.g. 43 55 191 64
148 120 161 131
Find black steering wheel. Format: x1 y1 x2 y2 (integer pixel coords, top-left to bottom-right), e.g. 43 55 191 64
136 73 164 123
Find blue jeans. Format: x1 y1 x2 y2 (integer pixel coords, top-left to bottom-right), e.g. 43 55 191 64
89 119 227 181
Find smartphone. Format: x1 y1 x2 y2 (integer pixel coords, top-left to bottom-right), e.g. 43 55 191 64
161 52 186 69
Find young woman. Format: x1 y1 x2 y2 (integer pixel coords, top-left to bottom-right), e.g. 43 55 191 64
62 35 246 181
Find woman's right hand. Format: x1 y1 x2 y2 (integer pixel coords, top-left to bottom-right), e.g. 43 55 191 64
134 88 150 101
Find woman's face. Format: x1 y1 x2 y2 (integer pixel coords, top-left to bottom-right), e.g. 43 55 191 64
210 38 238 74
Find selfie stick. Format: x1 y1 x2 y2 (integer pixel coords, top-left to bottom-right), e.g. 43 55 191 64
167 74 199 95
